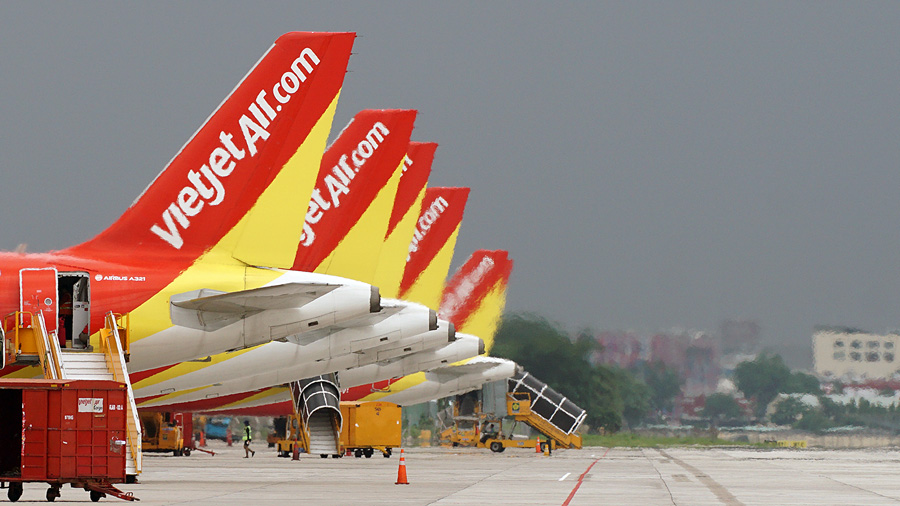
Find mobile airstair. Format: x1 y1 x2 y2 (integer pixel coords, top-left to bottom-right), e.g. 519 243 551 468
506 370 586 449
289 374 343 457
3 311 142 477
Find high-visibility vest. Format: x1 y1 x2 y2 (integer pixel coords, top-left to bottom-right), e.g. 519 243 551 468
243 425 251 441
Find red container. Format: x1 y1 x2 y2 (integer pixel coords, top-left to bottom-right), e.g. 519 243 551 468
0 379 127 483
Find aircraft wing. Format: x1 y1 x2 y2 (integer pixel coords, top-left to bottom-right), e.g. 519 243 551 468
170 283 341 331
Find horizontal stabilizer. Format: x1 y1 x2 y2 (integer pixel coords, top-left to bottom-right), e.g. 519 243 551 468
287 304 406 346
427 356 507 381
170 283 340 331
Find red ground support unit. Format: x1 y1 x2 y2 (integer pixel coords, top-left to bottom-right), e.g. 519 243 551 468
0 378 137 502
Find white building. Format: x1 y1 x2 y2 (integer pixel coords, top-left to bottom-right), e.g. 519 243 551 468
813 327 900 380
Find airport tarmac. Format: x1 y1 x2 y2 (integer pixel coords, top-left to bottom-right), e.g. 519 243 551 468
8 442 900 505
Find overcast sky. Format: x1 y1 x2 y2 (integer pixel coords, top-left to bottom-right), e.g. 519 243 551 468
1 2 899 362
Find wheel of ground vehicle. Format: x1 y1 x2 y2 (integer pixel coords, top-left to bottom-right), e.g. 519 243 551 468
331 454 340 458
183 448 191 457
354 449 362 458
46 486 60 502
363 448 373 458
320 454 328 458
173 449 182 457
8 483 23 502
383 448 392 458
90 490 103 502
489 441 503 453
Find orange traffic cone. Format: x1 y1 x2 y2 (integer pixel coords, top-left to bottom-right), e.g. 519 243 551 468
395 448 409 485
226 428 233 447
199 431 206 447
292 443 300 461
535 436 542 454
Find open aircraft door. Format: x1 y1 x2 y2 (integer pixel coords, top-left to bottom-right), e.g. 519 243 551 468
19 268 58 336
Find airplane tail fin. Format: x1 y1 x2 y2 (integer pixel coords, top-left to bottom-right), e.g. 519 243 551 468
398 187 470 309
64 32 355 268
292 109 417 282
372 142 437 298
439 250 513 353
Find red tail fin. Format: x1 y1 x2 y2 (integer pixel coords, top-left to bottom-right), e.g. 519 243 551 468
293 109 417 276
440 250 514 332
385 142 436 239
372 141 437 297
64 32 355 262
398 187 469 306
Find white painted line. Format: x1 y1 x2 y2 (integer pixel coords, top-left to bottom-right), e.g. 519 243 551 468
559 472 571 481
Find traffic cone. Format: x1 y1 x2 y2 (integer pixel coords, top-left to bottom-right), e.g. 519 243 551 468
535 436 542 454
395 448 409 485
292 443 300 461
226 428 232 447
199 431 206 447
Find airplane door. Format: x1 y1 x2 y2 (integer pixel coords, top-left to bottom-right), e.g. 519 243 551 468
20 268 58 335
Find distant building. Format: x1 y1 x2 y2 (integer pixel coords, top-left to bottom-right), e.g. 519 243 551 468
592 331 645 368
813 327 900 380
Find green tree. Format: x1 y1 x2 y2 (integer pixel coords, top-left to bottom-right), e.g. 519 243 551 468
784 372 821 395
702 393 743 422
610 367 652 429
770 397 808 425
642 362 684 415
734 353 791 417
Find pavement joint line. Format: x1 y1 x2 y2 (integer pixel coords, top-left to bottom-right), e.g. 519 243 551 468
560 447 609 506
657 449 744 506
642 448 677 506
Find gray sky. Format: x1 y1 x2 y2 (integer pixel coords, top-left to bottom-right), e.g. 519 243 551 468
2 2 900 364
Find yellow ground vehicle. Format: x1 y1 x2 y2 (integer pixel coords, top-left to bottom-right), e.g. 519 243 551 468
441 387 583 453
276 401 402 458
340 401 402 458
140 411 189 456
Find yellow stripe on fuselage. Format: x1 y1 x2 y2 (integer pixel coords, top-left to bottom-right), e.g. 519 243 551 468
313 161 403 284
217 385 290 410
131 347 258 390
401 224 461 311
136 385 212 407
359 371 426 401
371 185 427 299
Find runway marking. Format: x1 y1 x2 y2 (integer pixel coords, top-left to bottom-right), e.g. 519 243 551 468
559 472 571 481
561 447 609 506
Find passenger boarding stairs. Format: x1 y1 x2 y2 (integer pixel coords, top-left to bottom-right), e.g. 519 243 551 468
2 311 142 476
290 374 343 457
506 371 587 449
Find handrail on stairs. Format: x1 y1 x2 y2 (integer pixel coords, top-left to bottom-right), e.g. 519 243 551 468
100 312 142 474
38 312 64 380
3 311 33 361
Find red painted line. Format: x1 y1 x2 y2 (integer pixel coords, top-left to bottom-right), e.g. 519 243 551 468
561 447 610 506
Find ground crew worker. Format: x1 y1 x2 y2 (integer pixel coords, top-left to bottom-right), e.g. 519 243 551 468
243 420 255 458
